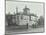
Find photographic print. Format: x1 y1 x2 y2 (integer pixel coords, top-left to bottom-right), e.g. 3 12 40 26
5 0 45 35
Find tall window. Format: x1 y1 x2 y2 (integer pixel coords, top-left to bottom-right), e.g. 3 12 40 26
21 15 23 19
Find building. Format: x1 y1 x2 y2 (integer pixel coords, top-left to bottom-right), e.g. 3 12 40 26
6 5 38 26
15 5 38 26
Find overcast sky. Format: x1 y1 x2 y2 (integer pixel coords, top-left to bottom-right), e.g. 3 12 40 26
6 1 44 17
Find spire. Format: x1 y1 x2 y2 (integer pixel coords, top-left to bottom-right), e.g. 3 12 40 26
25 5 27 8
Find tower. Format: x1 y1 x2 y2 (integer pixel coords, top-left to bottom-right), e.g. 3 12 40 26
23 5 30 15
16 6 19 25
16 6 18 14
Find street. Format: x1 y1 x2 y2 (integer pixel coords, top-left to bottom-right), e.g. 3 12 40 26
5 25 44 35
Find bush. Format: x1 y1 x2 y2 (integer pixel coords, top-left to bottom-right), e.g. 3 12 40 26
37 16 44 25
31 23 38 28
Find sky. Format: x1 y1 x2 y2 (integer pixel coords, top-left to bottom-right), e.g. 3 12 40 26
6 1 44 17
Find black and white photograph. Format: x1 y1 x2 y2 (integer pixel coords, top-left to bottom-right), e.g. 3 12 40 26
5 0 45 35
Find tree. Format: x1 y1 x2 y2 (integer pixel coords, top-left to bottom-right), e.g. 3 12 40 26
38 16 44 25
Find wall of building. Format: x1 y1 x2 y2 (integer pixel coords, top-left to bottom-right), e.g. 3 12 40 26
19 15 30 25
16 15 38 26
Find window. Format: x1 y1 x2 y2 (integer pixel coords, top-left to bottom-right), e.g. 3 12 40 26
24 18 26 20
21 16 23 19
24 16 28 20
